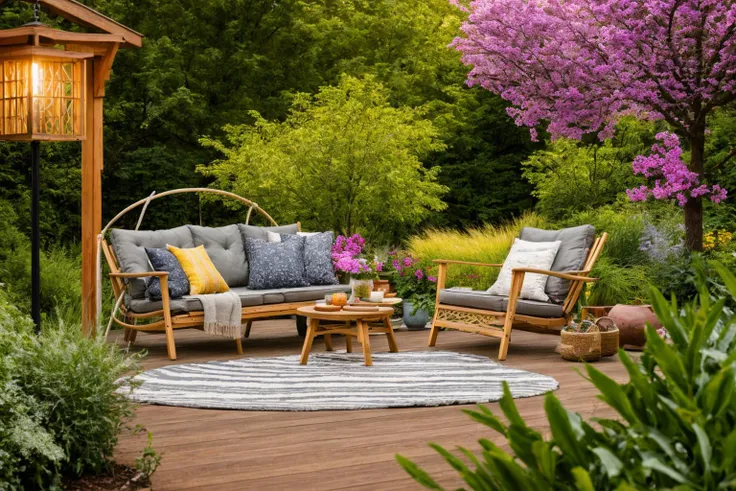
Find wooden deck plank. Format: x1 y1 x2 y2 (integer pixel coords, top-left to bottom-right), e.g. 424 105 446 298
114 318 629 490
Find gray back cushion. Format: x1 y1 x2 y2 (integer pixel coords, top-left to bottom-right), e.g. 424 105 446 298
299 231 339 286
518 225 595 301
189 224 248 287
238 223 299 242
109 226 195 299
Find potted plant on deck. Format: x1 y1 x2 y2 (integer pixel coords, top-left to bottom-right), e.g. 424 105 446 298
392 255 437 330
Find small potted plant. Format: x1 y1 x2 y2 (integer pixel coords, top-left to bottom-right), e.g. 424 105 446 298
332 234 381 301
392 255 437 330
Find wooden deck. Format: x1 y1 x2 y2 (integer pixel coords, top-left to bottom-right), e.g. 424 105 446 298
113 319 629 490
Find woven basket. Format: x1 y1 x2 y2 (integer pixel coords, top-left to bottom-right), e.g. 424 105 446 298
558 324 601 362
596 316 619 357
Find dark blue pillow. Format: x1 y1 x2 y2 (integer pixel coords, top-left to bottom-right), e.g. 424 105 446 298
245 236 308 289
144 247 190 301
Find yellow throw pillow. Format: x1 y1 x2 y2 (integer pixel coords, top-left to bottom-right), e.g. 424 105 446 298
167 245 230 295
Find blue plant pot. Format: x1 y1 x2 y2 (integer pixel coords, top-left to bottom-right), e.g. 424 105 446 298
403 300 430 330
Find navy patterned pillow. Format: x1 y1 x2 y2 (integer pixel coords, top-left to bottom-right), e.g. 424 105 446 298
245 236 309 289
290 232 338 286
144 247 190 301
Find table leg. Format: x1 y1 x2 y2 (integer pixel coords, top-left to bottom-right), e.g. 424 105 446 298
324 332 333 351
383 315 399 353
358 320 372 366
300 318 318 365
345 321 353 353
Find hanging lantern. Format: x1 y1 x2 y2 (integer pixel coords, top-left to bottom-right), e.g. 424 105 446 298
0 47 87 140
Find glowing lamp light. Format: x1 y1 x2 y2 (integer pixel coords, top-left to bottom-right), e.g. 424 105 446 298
0 49 87 141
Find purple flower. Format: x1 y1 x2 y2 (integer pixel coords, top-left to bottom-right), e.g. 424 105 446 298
428 276 437 283
392 259 401 271
375 261 383 272
403 257 414 267
414 269 424 280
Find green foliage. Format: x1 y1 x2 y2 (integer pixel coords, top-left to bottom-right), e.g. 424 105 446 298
0 288 142 487
202 76 448 243
408 213 546 290
522 119 656 221
135 432 163 484
397 263 736 489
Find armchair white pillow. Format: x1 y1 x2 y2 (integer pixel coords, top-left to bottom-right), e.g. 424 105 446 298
487 238 561 302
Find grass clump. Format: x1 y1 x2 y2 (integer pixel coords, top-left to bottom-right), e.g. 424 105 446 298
408 212 545 290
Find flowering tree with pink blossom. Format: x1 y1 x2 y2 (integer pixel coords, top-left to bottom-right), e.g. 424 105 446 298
451 0 736 250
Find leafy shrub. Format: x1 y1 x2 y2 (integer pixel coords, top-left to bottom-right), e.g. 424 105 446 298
397 262 736 489
0 288 141 487
587 258 649 306
408 212 545 290
522 118 655 221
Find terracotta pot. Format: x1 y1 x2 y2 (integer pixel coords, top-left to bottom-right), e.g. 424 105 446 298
373 279 391 293
607 304 661 349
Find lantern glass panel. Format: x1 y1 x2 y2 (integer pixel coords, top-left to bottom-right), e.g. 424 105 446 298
0 56 83 139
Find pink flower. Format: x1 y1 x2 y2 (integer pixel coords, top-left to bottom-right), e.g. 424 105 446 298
403 257 414 267
414 269 424 280
428 276 437 283
392 259 401 271
625 132 727 207
375 261 384 272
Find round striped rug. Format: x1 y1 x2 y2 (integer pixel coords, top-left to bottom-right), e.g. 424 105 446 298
118 351 559 411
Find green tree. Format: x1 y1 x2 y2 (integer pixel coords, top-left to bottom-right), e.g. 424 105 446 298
522 119 658 221
201 76 448 243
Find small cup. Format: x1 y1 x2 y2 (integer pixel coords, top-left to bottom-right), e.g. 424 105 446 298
369 291 385 303
325 294 333 305
332 293 348 306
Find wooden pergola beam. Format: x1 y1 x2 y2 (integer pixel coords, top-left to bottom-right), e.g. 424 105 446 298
1 0 142 47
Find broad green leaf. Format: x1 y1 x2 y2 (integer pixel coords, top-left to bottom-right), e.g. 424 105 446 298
544 394 587 466
592 447 624 478
499 381 527 428
693 424 712 473
396 454 442 490
571 467 595 491
642 457 692 485
586 364 638 423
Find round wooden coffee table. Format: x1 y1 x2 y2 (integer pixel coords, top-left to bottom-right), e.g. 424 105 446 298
296 306 398 366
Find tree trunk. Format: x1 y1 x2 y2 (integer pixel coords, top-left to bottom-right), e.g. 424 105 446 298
685 131 706 251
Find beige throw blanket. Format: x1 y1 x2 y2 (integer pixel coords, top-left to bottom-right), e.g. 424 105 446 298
190 291 243 339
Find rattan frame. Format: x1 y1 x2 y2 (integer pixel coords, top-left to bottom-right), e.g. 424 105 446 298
100 188 308 360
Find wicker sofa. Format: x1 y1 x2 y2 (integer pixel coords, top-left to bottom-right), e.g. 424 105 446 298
103 220 349 360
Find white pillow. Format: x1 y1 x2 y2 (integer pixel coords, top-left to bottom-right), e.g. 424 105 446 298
266 231 318 243
487 238 561 302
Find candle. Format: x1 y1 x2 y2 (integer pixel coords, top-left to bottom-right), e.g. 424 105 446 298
369 291 385 303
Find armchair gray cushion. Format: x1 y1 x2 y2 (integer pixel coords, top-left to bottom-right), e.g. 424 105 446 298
438 289 563 318
238 223 299 242
189 224 248 287
110 226 194 299
519 225 595 301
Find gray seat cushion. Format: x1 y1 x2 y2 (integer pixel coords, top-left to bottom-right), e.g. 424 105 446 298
127 284 350 314
110 226 195 299
189 224 248 287
239 223 299 242
438 289 564 318
519 225 595 301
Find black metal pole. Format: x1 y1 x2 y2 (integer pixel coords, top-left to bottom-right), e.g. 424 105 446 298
31 140 41 332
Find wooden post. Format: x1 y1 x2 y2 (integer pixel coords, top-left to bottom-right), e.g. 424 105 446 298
81 57 103 336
